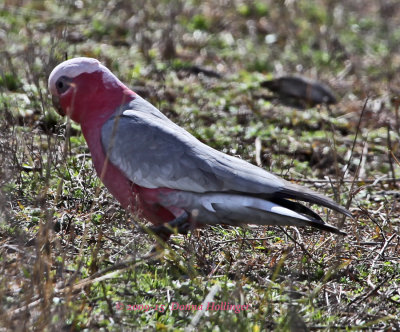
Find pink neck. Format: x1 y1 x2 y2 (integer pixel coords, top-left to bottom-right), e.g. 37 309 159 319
77 80 136 209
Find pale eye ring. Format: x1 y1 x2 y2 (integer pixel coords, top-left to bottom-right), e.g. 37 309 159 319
55 76 72 94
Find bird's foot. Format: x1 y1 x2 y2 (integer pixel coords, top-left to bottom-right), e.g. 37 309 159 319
148 212 190 240
142 212 190 257
142 242 167 260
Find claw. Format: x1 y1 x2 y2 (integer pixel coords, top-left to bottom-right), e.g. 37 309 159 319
148 212 190 241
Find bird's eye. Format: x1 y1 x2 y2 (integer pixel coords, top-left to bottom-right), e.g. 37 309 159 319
55 76 71 94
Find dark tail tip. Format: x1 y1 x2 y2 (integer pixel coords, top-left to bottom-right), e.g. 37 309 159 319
308 219 347 235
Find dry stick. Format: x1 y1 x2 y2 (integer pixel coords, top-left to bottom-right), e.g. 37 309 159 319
278 226 324 268
325 105 341 199
366 234 397 290
255 136 262 167
186 283 221 331
214 237 275 246
284 176 398 184
390 150 400 168
338 140 365 230
309 326 386 331
358 206 387 242
371 233 397 265
358 141 368 179
2 297 44 320
386 125 397 188
343 97 368 181
394 97 400 137
347 275 393 308
342 100 368 214
55 117 71 204
353 241 397 246
336 99 368 229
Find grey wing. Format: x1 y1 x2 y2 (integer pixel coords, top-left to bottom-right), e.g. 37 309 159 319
101 109 351 217
125 95 171 121
101 110 285 194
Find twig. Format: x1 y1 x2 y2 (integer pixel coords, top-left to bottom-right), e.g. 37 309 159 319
347 275 392 308
353 241 397 247
343 97 368 178
282 175 399 185
394 97 400 136
366 233 397 293
386 125 397 188
358 206 386 241
340 140 366 228
278 226 324 268
325 104 341 194
186 283 221 331
214 237 274 246
309 326 386 331
374 233 397 261
390 150 400 167
255 136 262 167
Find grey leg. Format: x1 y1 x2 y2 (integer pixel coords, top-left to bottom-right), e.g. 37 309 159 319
149 212 190 241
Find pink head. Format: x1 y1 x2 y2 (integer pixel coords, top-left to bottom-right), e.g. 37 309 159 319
48 57 135 124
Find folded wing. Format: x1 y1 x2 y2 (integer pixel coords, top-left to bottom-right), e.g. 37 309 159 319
101 102 350 218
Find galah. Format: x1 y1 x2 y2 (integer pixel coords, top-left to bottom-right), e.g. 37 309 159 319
48 57 350 239
261 76 337 108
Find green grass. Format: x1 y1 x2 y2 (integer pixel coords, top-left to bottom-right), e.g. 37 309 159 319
1 0 400 330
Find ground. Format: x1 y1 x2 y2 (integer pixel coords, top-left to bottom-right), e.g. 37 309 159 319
0 0 399 331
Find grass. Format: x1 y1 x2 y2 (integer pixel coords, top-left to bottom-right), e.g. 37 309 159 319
1 0 400 330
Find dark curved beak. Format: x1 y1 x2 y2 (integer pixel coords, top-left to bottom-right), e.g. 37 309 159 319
52 95 65 116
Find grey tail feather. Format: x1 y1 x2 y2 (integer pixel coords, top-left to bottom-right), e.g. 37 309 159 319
277 181 352 218
263 198 346 235
210 200 346 236
245 205 346 235
268 197 323 221
301 218 346 235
